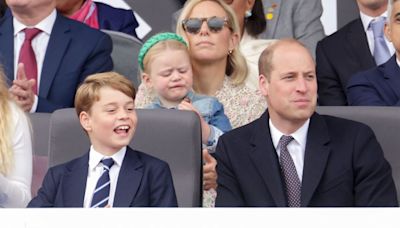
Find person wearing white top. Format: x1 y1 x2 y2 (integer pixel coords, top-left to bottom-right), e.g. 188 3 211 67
0 66 32 208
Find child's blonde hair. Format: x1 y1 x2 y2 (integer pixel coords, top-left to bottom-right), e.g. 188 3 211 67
142 39 189 74
138 32 189 75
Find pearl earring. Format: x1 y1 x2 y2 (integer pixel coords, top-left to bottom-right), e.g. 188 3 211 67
245 10 252 18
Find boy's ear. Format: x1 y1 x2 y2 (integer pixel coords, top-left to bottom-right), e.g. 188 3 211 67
142 73 153 89
79 111 92 132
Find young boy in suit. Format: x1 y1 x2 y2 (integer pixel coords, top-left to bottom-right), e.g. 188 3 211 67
28 72 177 207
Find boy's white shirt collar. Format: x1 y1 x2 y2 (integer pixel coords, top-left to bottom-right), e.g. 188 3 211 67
88 145 127 170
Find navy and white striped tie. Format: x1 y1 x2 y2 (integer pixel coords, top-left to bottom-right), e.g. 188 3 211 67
91 158 114 208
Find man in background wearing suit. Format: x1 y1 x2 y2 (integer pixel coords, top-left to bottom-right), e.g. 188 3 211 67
0 0 113 113
260 0 325 59
347 0 400 106
215 39 397 207
316 0 394 105
56 0 140 38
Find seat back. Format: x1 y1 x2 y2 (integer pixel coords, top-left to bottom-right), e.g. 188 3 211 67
49 108 202 207
316 106 400 200
123 0 182 40
101 29 142 89
29 112 51 197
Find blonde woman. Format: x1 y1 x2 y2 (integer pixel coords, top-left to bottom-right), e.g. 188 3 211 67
136 0 267 129
0 66 32 207
135 0 267 207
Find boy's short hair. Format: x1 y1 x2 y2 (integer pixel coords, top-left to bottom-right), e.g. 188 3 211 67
74 72 136 116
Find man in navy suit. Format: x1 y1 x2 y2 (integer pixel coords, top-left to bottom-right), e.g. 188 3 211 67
28 72 177 207
0 0 113 113
56 0 139 38
215 39 397 207
316 0 394 105
347 0 400 106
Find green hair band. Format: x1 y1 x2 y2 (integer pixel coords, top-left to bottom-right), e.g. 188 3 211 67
138 32 188 71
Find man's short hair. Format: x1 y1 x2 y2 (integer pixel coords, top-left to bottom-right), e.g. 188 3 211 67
74 72 136 116
258 39 309 81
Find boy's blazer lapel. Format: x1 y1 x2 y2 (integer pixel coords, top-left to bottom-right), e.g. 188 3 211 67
113 147 143 207
248 111 287 206
61 153 89 207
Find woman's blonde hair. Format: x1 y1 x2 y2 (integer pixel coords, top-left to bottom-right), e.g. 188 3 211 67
176 0 248 85
0 66 14 175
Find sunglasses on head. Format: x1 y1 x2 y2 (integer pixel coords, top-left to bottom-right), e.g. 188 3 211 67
182 16 229 34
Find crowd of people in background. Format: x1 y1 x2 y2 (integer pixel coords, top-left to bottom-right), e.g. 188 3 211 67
0 0 399 208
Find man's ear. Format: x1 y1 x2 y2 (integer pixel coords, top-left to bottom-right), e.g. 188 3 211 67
259 74 270 97
79 111 92 132
384 21 392 42
142 73 153 89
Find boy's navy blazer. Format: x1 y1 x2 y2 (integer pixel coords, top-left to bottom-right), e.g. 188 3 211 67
28 147 178 207
215 111 398 206
0 12 113 113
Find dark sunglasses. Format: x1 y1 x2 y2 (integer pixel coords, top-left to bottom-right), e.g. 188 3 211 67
182 16 229 34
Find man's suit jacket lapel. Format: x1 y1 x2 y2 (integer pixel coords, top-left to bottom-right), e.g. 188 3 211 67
301 113 331 206
40 13 71 98
264 0 281 39
346 19 376 69
61 153 89 207
0 16 15 85
113 147 144 207
381 55 400 100
248 111 287 206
